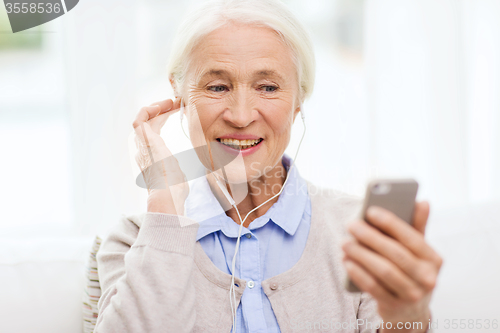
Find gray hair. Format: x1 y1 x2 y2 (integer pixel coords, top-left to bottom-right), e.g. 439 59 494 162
167 0 315 102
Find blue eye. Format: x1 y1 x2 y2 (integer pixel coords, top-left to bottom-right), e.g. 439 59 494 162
208 85 227 92
261 85 278 92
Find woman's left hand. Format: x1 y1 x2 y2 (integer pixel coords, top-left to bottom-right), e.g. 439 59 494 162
342 201 443 332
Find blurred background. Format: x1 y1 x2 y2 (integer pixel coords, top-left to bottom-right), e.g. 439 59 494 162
0 0 499 332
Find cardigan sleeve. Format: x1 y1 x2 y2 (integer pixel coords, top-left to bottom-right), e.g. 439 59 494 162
359 292 434 333
94 213 199 333
357 291 383 333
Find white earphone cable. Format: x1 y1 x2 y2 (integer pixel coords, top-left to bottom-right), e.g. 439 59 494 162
178 99 306 332
227 108 306 333
179 100 190 140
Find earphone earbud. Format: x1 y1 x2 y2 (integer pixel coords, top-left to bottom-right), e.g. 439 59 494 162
299 103 305 120
179 99 191 140
179 99 185 122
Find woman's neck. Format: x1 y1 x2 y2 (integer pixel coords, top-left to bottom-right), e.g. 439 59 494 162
206 161 287 228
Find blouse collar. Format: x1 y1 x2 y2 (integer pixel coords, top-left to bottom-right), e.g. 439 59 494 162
184 154 308 241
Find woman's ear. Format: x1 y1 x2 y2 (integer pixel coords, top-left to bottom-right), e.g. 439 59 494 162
169 75 179 97
176 97 185 123
170 75 183 113
293 103 302 122
174 97 182 109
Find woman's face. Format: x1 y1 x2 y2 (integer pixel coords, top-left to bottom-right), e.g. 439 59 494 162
183 22 301 182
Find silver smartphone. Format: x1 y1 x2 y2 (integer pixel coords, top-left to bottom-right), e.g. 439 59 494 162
345 178 419 293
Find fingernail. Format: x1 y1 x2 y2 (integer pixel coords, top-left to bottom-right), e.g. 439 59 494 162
347 221 356 233
367 206 384 220
348 220 363 236
341 239 352 250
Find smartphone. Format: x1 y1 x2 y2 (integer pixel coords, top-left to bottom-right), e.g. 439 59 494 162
345 178 419 293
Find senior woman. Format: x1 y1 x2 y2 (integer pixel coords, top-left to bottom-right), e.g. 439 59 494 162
95 0 442 332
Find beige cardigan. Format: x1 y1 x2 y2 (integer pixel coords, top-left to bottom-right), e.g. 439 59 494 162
95 183 384 332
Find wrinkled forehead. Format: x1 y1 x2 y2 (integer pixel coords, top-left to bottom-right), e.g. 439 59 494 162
186 23 298 84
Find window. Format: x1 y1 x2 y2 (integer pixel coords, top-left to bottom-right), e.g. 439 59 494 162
0 15 71 235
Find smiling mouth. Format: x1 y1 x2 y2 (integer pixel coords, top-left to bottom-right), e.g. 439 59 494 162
216 138 263 150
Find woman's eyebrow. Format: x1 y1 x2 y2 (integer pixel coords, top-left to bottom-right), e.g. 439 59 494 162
198 69 284 81
254 70 284 81
200 69 229 80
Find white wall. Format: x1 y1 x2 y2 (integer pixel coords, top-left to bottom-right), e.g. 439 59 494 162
363 1 500 331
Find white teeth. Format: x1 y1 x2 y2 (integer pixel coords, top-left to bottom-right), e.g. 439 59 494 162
219 138 262 149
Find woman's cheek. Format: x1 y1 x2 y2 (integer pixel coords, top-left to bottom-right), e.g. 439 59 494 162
186 103 209 147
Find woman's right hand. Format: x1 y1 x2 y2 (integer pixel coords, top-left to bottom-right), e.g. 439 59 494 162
132 99 189 215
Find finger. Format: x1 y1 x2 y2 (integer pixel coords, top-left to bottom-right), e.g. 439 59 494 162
148 98 182 133
366 206 440 264
135 122 171 162
412 201 430 235
149 107 180 133
133 105 161 128
343 258 398 304
149 99 174 113
172 97 181 111
133 99 179 129
149 98 182 115
342 239 423 302
347 220 438 291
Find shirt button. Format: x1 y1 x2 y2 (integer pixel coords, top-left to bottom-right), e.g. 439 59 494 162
247 280 255 288
270 283 278 290
246 234 251 239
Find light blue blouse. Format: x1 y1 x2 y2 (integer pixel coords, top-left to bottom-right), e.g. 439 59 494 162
185 155 311 333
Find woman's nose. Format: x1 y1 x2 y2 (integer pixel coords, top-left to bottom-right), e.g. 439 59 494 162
222 90 256 128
